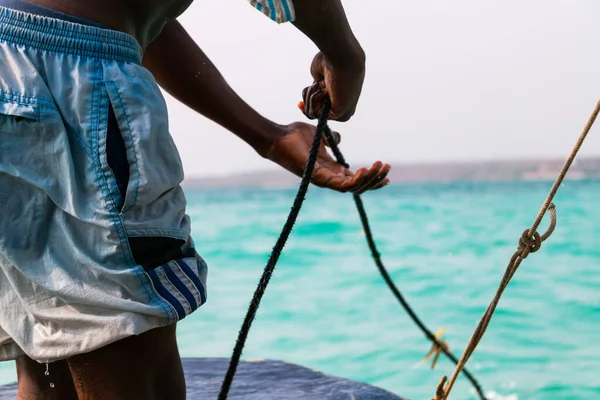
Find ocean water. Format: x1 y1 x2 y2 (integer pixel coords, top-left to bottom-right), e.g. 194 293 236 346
1 180 599 399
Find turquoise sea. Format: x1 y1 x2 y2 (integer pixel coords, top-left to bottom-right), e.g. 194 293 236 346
1 180 599 399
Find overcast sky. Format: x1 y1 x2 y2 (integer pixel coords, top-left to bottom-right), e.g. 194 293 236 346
168 0 600 178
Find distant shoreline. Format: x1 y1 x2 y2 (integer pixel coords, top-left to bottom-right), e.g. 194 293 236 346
182 157 600 189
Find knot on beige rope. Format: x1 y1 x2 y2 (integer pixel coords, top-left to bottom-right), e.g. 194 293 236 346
520 202 557 258
518 229 541 257
517 203 556 259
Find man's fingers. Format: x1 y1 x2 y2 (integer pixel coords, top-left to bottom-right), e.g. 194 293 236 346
308 89 328 119
311 162 391 194
356 174 388 194
302 81 326 119
300 86 312 119
340 165 378 193
300 84 317 119
352 162 384 194
362 164 391 193
371 178 391 191
301 81 340 120
354 163 391 194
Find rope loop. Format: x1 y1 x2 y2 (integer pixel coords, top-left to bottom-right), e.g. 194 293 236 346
433 376 447 400
541 203 557 241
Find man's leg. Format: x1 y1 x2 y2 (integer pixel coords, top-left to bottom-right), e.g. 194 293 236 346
67 323 185 400
16 356 78 400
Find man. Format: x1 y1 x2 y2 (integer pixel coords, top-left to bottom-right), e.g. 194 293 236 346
0 0 390 398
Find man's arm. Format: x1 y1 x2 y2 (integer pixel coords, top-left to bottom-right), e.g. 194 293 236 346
291 0 365 71
141 17 389 193
143 0 365 143
142 21 284 157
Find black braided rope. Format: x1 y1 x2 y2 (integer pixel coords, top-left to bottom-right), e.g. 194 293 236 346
350 193 486 399
218 98 486 400
217 99 332 400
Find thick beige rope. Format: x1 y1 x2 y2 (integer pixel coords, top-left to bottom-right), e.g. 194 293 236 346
434 99 600 400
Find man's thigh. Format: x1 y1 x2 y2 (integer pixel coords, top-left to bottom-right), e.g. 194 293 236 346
15 324 184 400
15 357 77 400
67 323 185 400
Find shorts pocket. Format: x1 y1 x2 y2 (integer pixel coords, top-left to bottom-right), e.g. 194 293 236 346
101 82 138 213
0 94 40 124
103 101 131 212
103 79 184 214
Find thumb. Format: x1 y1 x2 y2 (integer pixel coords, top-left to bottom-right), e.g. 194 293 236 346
322 128 341 147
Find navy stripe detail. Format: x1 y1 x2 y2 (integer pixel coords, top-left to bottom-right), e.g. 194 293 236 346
146 269 186 320
164 262 198 311
175 259 207 305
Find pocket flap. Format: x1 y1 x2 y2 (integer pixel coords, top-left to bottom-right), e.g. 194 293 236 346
0 98 40 121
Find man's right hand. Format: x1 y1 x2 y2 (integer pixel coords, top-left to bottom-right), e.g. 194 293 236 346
298 51 365 122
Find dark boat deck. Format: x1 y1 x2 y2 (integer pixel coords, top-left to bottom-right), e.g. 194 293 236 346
0 358 405 399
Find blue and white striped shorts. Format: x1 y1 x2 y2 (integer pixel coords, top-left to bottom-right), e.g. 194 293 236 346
0 7 208 363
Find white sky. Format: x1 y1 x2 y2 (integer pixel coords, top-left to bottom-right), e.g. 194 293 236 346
168 0 600 178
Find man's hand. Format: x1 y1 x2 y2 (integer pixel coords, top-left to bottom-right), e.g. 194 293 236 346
298 52 365 122
264 122 390 193
292 0 366 122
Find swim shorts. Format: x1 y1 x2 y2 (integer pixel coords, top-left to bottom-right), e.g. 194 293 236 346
0 6 208 363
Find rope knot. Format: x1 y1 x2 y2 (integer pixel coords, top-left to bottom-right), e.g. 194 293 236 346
517 203 557 258
518 229 541 256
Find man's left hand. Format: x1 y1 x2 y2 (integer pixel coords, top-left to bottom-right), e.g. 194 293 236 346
264 122 390 194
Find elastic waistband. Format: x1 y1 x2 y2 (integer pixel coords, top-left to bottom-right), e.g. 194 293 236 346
0 6 142 64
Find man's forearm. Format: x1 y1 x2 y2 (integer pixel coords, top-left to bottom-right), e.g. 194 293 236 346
292 0 365 69
142 21 283 156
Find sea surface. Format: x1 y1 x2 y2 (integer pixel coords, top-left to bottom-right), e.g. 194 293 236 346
1 180 599 400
